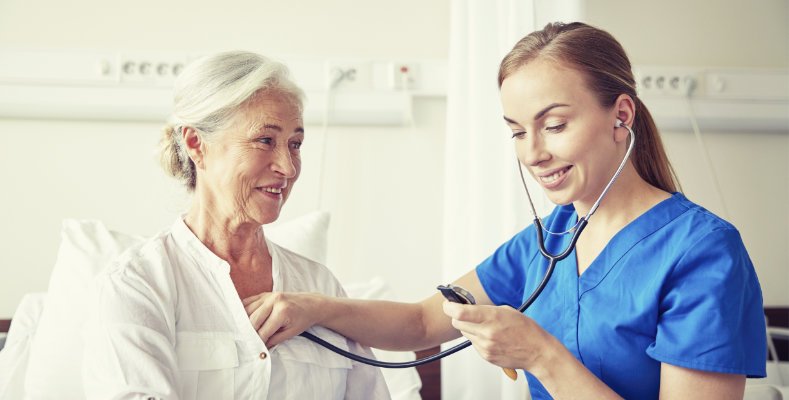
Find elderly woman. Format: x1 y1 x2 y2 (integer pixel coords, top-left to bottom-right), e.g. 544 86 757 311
81 51 389 400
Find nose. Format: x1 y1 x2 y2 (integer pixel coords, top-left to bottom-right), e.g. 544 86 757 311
271 146 297 178
517 133 551 167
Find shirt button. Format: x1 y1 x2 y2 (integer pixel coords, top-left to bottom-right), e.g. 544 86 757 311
259 352 268 360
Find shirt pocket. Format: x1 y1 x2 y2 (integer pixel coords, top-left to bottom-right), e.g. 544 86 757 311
175 331 239 400
273 326 353 399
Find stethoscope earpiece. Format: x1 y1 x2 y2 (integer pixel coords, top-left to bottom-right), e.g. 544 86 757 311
615 119 624 128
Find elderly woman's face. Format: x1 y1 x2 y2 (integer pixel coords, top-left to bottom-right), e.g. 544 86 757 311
201 91 304 226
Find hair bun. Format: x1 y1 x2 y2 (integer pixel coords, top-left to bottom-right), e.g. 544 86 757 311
159 124 184 179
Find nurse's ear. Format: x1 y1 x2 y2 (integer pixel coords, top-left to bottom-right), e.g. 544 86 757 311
613 94 636 143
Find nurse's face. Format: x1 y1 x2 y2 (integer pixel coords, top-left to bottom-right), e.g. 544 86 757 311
199 91 304 226
499 59 621 206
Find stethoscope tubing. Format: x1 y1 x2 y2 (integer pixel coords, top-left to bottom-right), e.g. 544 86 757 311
298 216 588 368
300 123 635 368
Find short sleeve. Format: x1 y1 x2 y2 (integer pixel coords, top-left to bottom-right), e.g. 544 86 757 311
646 227 767 377
476 205 577 308
475 227 536 308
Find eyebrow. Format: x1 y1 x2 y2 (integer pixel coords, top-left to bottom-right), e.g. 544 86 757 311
503 103 570 125
260 124 305 134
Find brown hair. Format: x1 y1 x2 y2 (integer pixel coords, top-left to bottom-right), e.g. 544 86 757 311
498 22 680 193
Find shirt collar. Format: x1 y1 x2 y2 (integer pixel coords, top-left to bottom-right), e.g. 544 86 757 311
577 192 690 293
170 216 231 275
169 217 282 289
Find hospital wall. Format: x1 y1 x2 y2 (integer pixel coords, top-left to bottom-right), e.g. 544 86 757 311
0 0 787 319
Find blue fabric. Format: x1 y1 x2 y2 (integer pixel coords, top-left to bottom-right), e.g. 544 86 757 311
476 193 766 400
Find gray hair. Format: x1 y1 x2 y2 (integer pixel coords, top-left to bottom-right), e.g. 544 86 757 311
159 50 305 191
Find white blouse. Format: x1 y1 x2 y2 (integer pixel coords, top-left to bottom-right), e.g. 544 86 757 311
82 218 390 400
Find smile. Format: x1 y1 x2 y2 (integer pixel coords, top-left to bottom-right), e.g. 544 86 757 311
539 166 571 184
255 185 286 199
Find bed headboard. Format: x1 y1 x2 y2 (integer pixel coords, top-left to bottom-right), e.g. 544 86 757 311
415 347 441 400
0 319 9 354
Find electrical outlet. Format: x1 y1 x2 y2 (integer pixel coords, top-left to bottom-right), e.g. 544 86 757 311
119 53 188 86
325 60 371 92
371 62 419 91
390 62 418 90
634 67 701 97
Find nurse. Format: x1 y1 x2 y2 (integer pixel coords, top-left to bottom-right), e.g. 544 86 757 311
244 22 767 399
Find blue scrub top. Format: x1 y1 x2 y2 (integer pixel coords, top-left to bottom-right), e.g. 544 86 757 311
476 193 766 399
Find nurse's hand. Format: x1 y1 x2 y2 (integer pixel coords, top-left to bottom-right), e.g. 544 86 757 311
243 292 325 347
442 301 558 371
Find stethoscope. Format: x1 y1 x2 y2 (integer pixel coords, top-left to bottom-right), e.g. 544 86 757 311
300 119 636 368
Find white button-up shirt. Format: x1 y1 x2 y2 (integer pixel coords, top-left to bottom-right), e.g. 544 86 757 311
82 218 390 400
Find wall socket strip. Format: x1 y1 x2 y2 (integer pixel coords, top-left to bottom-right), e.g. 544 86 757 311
633 67 701 97
634 66 789 101
116 53 193 86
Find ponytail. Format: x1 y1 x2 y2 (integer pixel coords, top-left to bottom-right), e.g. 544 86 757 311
631 97 680 193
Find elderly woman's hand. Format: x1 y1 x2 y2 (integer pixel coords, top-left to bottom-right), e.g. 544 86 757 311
243 292 325 347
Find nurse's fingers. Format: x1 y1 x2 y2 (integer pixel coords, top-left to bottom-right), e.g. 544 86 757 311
253 306 289 348
455 328 510 363
245 297 264 315
242 293 263 306
248 299 276 331
458 330 517 370
266 328 300 348
258 314 305 349
450 317 488 337
442 300 490 323
249 293 300 334
252 293 311 345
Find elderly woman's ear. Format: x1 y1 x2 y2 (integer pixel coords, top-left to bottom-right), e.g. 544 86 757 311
181 126 205 169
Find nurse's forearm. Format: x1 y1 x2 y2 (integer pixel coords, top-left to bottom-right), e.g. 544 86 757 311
315 295 457 351
529 340 623 399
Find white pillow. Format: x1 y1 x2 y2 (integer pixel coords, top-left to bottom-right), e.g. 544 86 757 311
0 293 46 400
25 220 145 399
265 210 330 265
24 211 329 399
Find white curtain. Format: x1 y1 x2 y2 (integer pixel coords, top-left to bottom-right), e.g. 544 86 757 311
441 1 583 399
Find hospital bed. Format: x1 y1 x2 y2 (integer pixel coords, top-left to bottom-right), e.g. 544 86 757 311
746 320 789 400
